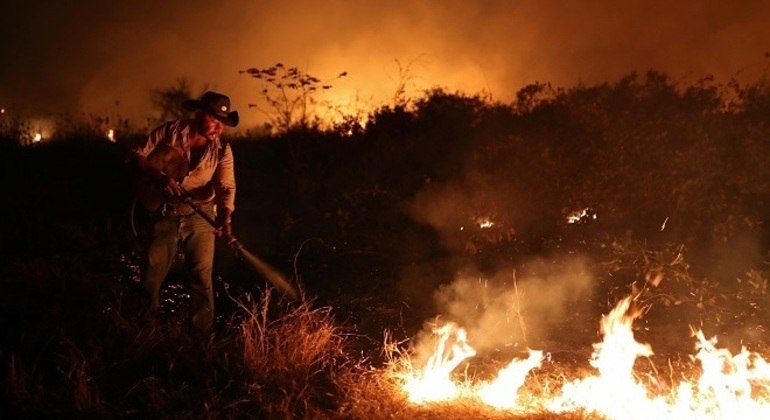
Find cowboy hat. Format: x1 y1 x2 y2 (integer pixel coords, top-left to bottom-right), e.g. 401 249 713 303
182 91 239 127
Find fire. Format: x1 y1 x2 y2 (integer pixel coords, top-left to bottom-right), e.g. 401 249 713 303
682 330 770 417
398 322 542 407
33 132 42 142
549 296 661 417
551 297 770 418
401 322 476 404
478 349 543 409
567 207 597 224
475 217 494 229
395 293 770 418
106 128 115 142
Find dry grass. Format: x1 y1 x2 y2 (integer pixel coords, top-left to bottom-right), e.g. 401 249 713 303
5 269 766 418
335 330 597 419
233 290 351 418
1 284 353 418
4 354 44 412
1 282 598 418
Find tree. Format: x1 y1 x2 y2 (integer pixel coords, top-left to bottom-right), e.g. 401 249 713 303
149 77 202 126
240 63 347 133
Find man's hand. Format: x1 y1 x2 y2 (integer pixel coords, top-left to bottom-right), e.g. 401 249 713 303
216 208 233 240
154 172 184 197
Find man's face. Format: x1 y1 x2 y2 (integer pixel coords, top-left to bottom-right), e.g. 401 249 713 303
198 112 225 139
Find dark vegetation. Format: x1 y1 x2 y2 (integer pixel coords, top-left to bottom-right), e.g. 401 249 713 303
2 70 770 417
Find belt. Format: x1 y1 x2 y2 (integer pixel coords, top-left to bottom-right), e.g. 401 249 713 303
165 201 214 217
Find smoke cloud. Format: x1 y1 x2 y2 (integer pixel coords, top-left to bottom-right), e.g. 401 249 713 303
434 256 594 351
404 255 595 367
2 0 769 128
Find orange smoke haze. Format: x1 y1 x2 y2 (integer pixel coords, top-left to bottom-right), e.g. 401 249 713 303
1 0 769 128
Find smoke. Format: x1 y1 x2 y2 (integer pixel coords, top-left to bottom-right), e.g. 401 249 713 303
401 148 596 354
2 0 769 128
433 256 594 353
688 229 768 352
406 170 537 255
403 255 594 367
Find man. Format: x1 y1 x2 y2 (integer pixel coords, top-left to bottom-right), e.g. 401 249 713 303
129 91 238 332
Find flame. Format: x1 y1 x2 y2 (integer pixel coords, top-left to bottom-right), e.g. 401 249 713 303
478 349 543 409
398 322 541 408
395 293 770 417
475 217 494 229
33 132 42 142
106 128 115 142
401 322 477 404
550 296 770 418
549 296 662 417
680 330 770 417
566 207 597 224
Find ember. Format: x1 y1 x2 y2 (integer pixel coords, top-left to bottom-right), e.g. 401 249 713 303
566 207 597 224
475 217 494 229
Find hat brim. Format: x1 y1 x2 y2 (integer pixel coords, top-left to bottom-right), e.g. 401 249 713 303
182 99 239 127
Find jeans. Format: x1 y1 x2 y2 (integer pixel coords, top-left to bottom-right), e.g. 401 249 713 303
143 204 216 331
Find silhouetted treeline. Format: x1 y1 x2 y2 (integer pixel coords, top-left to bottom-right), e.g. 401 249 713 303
230 71 770 261
2 70 770 297
4 70 770 417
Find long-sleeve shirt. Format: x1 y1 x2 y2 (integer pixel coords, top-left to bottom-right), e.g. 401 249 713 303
132 118 236 213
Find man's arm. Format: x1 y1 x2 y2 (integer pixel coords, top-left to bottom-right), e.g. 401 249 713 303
213 142 236 234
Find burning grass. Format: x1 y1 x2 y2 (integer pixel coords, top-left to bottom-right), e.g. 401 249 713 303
379 294 770 419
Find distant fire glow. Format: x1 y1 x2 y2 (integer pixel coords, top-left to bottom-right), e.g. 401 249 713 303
106 128 115 142
475 217 494 229
27 118 53 145
394 294 770 417
567 207 597 224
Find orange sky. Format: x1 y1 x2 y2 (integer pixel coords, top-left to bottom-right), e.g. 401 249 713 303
1 0 769 129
